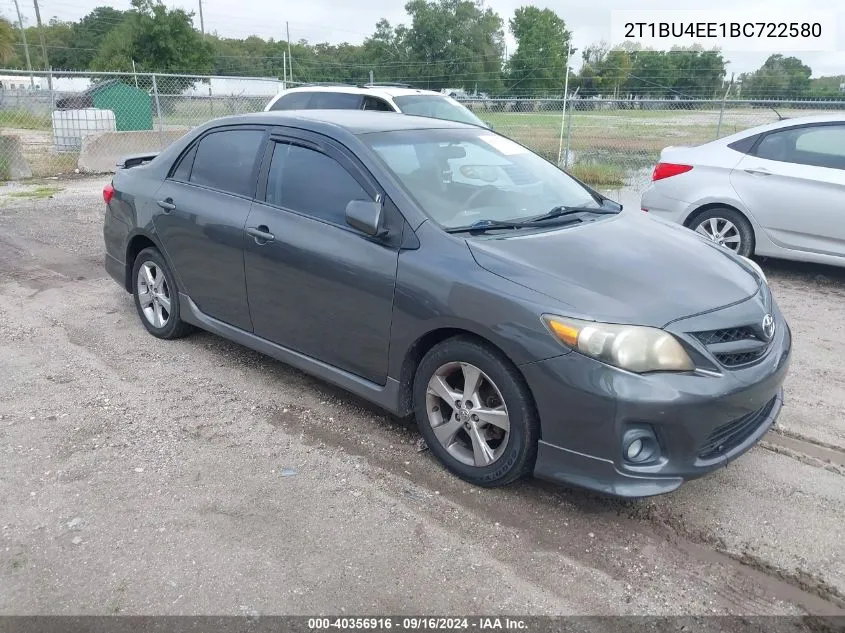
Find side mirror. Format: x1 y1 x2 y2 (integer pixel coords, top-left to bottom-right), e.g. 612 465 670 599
483 120 494 130
346 199 385 237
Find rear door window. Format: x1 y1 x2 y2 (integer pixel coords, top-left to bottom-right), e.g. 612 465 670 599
754 124 845 170
189 129 265 197
308 92 363 109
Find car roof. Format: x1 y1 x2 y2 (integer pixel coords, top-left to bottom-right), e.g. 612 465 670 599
205 109 478 135
717 112 845 144
276 84 450 99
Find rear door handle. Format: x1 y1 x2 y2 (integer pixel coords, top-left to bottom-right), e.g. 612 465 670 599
157 199 176 212
744 167 772 176
246 225 275 244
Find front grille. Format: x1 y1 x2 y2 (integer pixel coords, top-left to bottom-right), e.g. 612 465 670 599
694 326 757 346
717 351 766 367
692 325 769 368
698 397 777 460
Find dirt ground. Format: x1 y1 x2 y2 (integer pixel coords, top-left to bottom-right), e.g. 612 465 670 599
0 176 844 617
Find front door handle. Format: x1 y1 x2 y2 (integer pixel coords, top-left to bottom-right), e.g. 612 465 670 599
157 199 176 212
246 225 275 244
744 167 772 176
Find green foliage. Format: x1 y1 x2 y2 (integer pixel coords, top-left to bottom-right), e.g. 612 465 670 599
575 44 725 98
0 17 19 65
507 7 570 96
90 0 213 86
0 2 836 102
739 54 812 99
401 0 505 94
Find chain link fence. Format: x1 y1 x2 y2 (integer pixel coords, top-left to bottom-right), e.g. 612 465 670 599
0 69 285 179
1 68 844 191
459 96 845 191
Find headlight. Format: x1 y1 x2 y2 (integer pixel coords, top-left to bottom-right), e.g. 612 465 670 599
740 256 767 284
543 315 695 373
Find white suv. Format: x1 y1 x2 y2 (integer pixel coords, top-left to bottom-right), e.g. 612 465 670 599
264 83 491 129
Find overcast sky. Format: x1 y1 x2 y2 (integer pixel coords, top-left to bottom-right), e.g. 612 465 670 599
11 0 845 77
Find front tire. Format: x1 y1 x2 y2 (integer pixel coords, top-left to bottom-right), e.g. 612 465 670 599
131 247 192 340
688 207 755 257
413 336 539 487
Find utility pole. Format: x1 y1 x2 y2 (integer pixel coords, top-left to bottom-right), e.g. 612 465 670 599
32 0 51 90
286 21 292 83
197 0 205 36
557 38 573 166
12 0 34 88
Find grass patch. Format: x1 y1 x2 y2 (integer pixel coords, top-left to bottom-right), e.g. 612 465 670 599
6 185 63 199
0 109 52 130
566 163 626 187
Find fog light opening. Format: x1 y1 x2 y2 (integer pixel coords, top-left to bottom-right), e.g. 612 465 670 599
626 438 643 460
622 428 660 465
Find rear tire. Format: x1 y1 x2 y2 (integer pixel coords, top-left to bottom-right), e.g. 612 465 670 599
413 336 539 487
131 247 193 340
688 207 755 257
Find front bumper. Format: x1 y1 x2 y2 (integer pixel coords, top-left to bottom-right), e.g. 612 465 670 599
525 307 792 498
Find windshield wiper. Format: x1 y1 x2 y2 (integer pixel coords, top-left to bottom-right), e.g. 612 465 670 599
527 205 620 224
445 205 617 234
445 219 528 234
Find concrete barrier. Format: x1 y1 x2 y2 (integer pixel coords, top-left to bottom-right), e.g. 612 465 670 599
0 135 32 180
78 128 191 173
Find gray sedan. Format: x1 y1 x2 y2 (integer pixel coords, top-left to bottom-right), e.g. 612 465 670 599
102 110 791 498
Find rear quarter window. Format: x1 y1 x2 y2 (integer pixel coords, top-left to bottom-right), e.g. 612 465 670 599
727 134 760 154
269 92 314 110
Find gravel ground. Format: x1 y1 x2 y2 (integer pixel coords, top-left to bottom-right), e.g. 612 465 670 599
1 176 844 617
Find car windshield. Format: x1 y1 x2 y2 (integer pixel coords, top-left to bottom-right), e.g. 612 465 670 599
392 95 487 127
361 128 601 230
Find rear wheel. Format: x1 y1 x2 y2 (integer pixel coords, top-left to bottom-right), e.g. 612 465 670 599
413 336 539 487
131 247 193 340
688 207 754 257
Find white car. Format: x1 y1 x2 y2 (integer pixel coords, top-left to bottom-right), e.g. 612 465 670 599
641 113 845 267
264 82 491 129
264 83 547 197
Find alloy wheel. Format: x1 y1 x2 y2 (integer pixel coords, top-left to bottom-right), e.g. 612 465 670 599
425 362 510 467
136 261 171 329
695 217 742 252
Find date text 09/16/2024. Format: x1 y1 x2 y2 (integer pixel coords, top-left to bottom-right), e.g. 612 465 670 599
307 618 528 631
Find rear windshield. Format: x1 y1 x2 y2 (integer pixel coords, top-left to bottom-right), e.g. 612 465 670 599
393 95 486 128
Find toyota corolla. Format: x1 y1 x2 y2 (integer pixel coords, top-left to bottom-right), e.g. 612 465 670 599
102 110 791 497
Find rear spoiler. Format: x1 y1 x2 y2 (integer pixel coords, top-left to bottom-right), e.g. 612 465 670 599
116 152 159 169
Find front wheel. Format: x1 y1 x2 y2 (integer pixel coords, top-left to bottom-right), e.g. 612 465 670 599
413 336 539 487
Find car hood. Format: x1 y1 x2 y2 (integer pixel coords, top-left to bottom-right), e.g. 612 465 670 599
466 211 760 327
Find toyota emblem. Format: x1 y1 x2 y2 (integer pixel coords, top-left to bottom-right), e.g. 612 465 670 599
762 314 775 340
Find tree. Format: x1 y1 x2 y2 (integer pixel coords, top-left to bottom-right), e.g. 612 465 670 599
507 7 570 96
402 0 505 94
740 54 812 99
576 43 630 97
361 19 413 84
0 17 17 65
91 0 213 87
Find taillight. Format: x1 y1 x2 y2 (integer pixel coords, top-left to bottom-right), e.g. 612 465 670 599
652 163 693 181
103 184 114 204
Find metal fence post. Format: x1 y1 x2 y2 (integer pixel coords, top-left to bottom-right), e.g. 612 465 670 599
151 73 164 148
564 88 579 168
716 73 734 139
